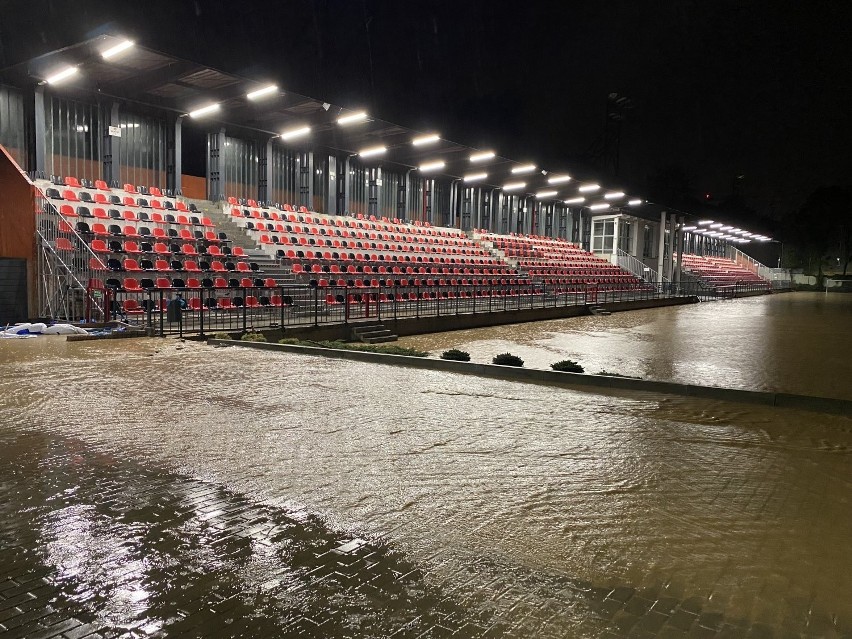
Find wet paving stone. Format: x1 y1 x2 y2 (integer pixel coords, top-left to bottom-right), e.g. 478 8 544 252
1 421 849 638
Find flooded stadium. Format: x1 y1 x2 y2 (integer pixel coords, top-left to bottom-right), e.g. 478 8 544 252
1 292 851 637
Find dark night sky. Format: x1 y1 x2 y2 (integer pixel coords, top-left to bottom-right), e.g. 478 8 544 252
1 0 850 221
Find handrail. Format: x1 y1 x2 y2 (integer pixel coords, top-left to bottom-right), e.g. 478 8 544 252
615 248 668 284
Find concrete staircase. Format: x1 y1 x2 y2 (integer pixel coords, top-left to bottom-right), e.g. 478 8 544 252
351 323 398 344
192 198 301 286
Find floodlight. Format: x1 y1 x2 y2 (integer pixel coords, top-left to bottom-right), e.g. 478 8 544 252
604 191 625 200
45 66 78 85
589 203 610 210
579 184 600 192
359 145 386 158
338 111 368 125
101 40 134 60
536 190 558 199
188 103 220 118
564 197 585 205
464 172 487 182
470 151 495 162
511 164 536 174
280 126 311 140
502 182 526 191
246 85 278 100
412 133 440 146
547 175 571 184
419 160 446 172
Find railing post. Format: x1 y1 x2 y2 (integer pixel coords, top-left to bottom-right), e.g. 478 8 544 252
159 290 164 336
279 286 285 328
199 289 204 337
313 286 319 326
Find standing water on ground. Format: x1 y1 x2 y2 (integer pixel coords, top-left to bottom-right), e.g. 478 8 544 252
398 292 852 399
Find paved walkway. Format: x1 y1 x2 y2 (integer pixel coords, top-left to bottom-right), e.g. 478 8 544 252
1 424 846 638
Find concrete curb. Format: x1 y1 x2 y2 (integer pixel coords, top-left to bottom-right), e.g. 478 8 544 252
209 339 852 417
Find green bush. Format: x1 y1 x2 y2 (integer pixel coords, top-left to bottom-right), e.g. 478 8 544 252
441 348 471 362
276 338 427 357
240 332 267 342
210 332 232 340
551 359 584 373
492 352 524 367
277 337 301 344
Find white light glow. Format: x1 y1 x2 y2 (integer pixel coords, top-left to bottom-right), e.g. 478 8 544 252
682 225 697 231
246 85 278 100
547 175 572 184
604 191 625 200
419 160 446 172
280 126 311 140
697 220 713 225
470 151 495 162
511 164 536 174
359 145 387 158
338 111 368 125
46 66 78 85
502 181 526 191
720 225 734 231
564 197 585 205
188 103 220 118
628 199 643 206
536 190 558 199
709 223 724 229
589 203 610 211
579 184 600 193
412 133 440 146
464 172 487 182
101 40 134 60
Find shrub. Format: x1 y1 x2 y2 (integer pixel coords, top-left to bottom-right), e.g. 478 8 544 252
277 337 301 344
275 338 427 357
240 332 267 342
210 332 232 341
551 359 584 373
492 352 524 367
441 348 471 362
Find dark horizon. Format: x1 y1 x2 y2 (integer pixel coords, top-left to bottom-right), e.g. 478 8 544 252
2 0 850 224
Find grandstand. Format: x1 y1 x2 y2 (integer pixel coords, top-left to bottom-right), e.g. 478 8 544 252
0 35 784 330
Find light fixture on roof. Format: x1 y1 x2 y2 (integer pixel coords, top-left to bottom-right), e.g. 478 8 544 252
188 102 220 118
604 191 625 200
280 125 311 141
627 199 643 206
45 66 78 85
564 197 585 205
589 203 610 211
547 175 572 185
101 40 134 60
536 190 558 199
246 84 278 100
709 223 723 229
359 145 386 158
697 220 713 225
579 183 600 193
682 225 697 231
338 111 368 125
720 225 734 231
470 151 495 162
502 181 526 191
412 133 440 146
419 160 446 172
464 172 487 182
511 164 536 174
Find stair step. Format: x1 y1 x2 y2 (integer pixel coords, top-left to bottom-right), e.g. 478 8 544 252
357 330 394 339
351 324 387 335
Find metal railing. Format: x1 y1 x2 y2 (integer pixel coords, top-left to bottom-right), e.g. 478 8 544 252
615 249 668 285
35 194 107 321
101 279 776 337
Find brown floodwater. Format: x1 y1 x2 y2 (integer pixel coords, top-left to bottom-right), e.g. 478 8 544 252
398 291 852 399
0 301 851 635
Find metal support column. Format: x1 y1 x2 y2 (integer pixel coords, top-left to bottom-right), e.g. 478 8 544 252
397 169 409 221
367 166 378 217
298 151 313 210
102 102 120 186
167 115 182 195
667 213 677 280
207 128 225 201
657 211 667 278
675 216 684 286
424 179 432 224
258 138 272 204
33 86 47 176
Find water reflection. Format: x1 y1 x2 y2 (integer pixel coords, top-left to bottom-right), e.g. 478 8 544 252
398 292 852 398
1 315 851 636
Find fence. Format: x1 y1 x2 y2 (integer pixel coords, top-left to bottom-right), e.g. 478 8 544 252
105 279 773 337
